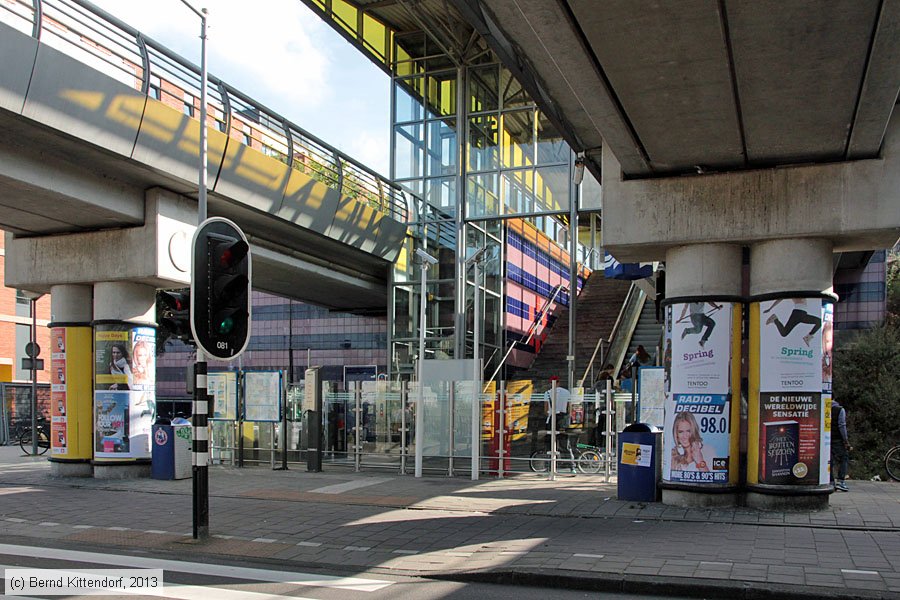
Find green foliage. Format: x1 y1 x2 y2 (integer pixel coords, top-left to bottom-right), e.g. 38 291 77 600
887 252 899 317
832 321 900 480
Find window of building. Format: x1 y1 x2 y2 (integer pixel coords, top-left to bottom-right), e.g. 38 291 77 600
183 94 195 117
149 75 161 100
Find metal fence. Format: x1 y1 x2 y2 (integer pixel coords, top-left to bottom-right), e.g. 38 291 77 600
207 380 618 480
0 383 51 446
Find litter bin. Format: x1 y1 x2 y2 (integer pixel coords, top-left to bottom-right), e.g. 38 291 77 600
617 422 662 502
152 420 192 480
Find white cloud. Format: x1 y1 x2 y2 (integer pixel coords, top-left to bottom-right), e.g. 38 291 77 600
90 0 391 173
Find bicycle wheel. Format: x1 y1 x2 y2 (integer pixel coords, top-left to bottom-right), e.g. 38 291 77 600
886 446 900 482
35 428 50 456
18 428 35 455
577 450 603 474
529 450 550 473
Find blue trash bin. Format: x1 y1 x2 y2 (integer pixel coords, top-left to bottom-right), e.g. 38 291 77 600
151 424 175 480
617 423 662 502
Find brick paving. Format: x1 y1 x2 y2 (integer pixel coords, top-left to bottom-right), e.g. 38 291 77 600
0 447 898 598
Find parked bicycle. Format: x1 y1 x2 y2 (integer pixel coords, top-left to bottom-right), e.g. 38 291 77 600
885 445 900 482
530 442 607 474
17 419 50 456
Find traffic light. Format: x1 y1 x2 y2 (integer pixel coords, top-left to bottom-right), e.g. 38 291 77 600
191 218 251 360
158 289 193 343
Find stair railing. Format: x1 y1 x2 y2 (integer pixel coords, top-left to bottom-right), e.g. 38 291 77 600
484 284 568 392
578 276 633 387
605 283 648 380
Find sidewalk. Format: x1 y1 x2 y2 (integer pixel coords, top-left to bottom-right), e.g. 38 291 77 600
0 447 898 599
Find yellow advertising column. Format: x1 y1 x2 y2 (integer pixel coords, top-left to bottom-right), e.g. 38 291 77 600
746 239 834 510
48 285 94 477
659 244 743 507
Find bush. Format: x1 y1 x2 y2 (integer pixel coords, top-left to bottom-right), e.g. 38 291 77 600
833 320 900 480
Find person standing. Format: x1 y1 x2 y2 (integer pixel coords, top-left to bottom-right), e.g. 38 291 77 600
543 376 575 471
831 398 851 491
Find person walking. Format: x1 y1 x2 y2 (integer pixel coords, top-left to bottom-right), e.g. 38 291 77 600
543 377 575 472
831 398 851 491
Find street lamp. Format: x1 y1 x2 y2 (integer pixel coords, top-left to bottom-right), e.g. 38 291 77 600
414 248 437 478
179 0 209 541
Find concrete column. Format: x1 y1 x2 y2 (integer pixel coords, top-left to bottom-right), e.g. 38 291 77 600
92 282 157 479
661 243 742 507
747 238 834 510
48 285 93 477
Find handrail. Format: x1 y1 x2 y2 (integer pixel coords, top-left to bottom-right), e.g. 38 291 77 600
606 283 647 380
578 269 632 386
484 284 568 392
2 0 413 223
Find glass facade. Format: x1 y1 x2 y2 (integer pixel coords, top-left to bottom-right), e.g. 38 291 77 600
387 30 589 381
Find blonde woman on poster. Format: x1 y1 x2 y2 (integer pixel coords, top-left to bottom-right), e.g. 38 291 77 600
670 411 710 472
132 340 154 388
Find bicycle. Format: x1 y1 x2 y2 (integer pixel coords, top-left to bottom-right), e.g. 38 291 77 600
18 419 50 456
885 445 900 482
529 442 607 474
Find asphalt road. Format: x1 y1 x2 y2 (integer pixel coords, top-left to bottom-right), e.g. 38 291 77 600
0 539 691 600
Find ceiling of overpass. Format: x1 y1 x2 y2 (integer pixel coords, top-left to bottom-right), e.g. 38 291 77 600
370 0 900 180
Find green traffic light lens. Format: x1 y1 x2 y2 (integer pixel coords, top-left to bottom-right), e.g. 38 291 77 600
218 317 234 335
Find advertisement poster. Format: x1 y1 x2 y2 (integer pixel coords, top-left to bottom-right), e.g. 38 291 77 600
822 303 834 394
621 442 652 467
209 371 238 420
243 371 282 422
93 324 155 459
821 394 832 484
671 302 732 394
758 392 821 484
759 298 823 392
638 367 665 429
50 328 67 455
95 391 129 456
663 394 730 483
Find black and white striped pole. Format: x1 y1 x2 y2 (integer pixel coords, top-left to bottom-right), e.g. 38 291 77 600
192 360 209 539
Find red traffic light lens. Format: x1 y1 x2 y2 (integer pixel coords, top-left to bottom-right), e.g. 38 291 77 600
220 248 233 268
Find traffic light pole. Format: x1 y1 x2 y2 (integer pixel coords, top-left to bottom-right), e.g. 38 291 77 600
186 1 209 541
192 360 208 540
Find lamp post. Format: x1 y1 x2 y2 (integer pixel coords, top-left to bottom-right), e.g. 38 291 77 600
414 248 437 478
179 0 209 540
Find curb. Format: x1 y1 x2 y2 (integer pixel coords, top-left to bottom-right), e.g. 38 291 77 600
431 568 900 600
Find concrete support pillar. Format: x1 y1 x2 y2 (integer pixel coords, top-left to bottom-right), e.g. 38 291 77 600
746 238 834 510
48 284 93 477
92 282 157 479
661 243 743 507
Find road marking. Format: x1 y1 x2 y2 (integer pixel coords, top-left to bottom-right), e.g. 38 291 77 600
841 569 880 576
573 553 604 559
251 538 277 543
0 566 318 600
392 550 418 555
308 477 393 495
0 543 393 592
296 542 321 547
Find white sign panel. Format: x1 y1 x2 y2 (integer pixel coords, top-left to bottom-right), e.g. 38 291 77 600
759 298 822 392
671 302 732 395
243 371 282 422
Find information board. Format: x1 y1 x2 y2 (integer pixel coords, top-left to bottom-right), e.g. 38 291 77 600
243 371 282 422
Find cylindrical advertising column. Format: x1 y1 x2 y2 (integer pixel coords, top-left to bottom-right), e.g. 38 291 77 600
48 285 94 477
92 282 157 479
660 244 743 507
747 238 834 509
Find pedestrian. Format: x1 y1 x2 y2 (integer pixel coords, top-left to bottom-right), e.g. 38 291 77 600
543 376 575 472
831 398 851 491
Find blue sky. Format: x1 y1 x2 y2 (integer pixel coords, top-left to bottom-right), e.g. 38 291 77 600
91 0 391 175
